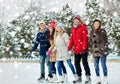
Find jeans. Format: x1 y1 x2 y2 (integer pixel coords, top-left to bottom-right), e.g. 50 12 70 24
57 59 76 76
66 59 76 74
94 56 107 76
50 62 56 74
40 55 52 75
74 53 91 76
57 61 67 76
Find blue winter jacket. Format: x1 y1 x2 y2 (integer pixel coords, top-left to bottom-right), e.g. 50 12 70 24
32 29 50 56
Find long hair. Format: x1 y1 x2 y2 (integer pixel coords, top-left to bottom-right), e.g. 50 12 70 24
48 29 55 41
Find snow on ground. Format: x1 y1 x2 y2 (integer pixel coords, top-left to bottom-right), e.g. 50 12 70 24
0 61 120 84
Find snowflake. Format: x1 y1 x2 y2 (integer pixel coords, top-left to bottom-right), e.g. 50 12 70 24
41 5 46 9
50 2 54 5
0 0 3 3
52 7 59 12
0 69 3 73
55 1 59 3
24 15 30 19
16 26 22 31
113 12 118 17
79 3 84 8
10 31 16 37
89 8 94 13
6 47 10 51
14 12 20 17
20 39 25 43
99 3 104 8
14 75 18 79
26 65 31 69
14 61 19 68
24 42 29 48
10 51 13 55
85 20 89 25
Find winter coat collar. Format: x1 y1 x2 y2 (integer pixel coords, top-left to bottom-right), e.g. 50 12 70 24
72 24 86 29
39 28 48 33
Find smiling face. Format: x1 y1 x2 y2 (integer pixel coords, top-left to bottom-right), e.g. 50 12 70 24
56 27 62 33
73 19 80 25
39 23 46 31
94 21 101 30
48 27 53 33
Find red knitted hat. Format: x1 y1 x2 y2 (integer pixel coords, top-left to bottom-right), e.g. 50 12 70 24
48 20 56 29
73 15 81 21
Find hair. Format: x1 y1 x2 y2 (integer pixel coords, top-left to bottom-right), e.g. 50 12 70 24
39 23 46 30
93 19 101 30
48 29 55 41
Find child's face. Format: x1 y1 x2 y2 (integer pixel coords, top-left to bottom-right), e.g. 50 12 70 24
39 23 46 31
56 27 62 32
94 22 100 30
48 27 53 33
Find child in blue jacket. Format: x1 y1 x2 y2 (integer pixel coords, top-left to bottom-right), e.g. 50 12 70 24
31 21 52 82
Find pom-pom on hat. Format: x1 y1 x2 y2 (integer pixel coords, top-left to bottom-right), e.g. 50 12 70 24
56 22 65 30
48 20 56 29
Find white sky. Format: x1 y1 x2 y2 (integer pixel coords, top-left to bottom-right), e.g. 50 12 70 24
0 0 86 24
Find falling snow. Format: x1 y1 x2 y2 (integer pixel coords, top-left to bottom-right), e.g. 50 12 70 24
0 0 120 83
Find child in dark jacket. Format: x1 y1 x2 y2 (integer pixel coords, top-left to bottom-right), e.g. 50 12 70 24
89 19 109 84
31 21 52 82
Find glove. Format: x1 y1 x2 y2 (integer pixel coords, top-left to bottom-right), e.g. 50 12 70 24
68 50 73 55
46 50 52 56
31 51 36 57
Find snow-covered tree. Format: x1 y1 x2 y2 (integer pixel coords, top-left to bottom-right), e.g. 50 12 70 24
10 1 43 58
85 0 120 55
43 4 75 35
56 4 75 29
107 16 120 55
101 0 120 16
85 0 107 29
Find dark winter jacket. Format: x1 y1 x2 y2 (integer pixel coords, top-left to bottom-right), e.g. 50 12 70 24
89 28 109 57
68 24 88 54
32 29 50 56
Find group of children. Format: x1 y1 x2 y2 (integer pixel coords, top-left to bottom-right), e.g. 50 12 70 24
31 15 109 84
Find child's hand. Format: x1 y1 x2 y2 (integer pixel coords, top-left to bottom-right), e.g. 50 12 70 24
68 50 73 55
46 50 52 56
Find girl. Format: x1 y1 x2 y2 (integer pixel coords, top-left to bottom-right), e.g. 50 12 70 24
46 20 67 82
54 22 77 83
89 19 109 84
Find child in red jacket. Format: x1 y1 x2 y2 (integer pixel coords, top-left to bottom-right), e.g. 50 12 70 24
68 15 91 83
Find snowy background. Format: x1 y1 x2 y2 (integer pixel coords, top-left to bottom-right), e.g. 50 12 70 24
0 0 120 84
0 0 120 58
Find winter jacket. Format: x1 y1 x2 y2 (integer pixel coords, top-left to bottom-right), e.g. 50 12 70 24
32 29 50 56
68 24 88 54
89 28 109 57
54 33 71 61
49 39 56 62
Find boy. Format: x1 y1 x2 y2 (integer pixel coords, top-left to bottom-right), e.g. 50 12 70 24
31 21 52 82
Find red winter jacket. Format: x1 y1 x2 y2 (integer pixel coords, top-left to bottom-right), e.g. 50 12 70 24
68 24 88 54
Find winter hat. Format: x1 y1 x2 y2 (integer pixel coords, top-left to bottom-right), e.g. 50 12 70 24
48 20 56 29
73 15 81 21
56 22 65 30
